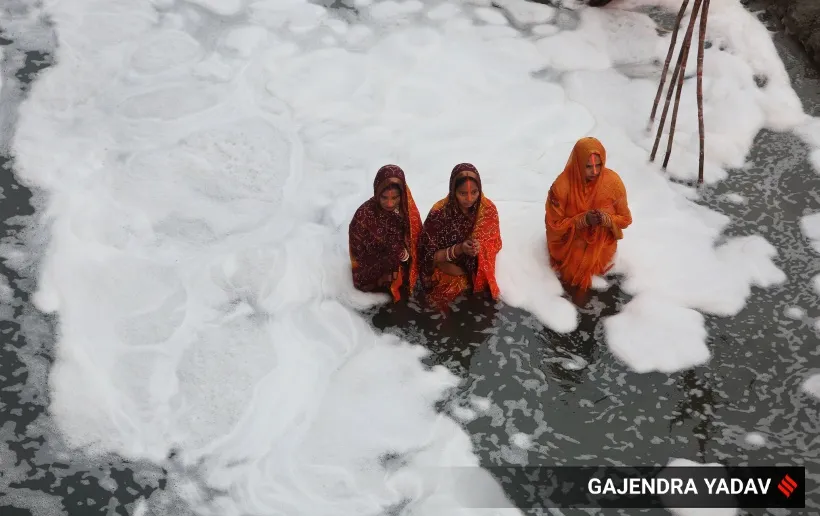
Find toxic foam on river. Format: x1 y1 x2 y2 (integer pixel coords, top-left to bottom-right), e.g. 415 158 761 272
10 0 817 514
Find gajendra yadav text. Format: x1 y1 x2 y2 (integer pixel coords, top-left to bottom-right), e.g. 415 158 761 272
588 476 771 496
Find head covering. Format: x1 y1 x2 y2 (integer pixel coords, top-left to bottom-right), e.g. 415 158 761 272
561 137 608 214
373 164 406 200
448 163 482 200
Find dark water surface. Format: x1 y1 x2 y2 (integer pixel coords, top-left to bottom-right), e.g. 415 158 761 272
1 1 818 515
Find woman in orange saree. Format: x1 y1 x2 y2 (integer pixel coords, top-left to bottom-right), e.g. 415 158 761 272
545 137 632 303
418 163 503 309
349 164 423 302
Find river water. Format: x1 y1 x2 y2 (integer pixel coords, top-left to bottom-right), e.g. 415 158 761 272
1 1 818 515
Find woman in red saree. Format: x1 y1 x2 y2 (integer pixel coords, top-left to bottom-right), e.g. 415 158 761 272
349 164 423 302
418 163 503 309
545 137 632 303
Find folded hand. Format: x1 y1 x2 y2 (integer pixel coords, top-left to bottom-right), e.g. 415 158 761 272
596 210 612 228
462 239 480 257
585 211 601 227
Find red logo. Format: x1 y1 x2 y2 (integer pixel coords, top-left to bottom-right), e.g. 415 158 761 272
777 474 798 498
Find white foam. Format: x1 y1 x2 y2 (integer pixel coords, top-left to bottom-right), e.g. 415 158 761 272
591 276 609 291
473 7 509 26
670 182 700 200
619 233 785 318
604 294 709 373
12 0 802 512
661 458 737 516
743 432 766 447
129 30 202 74
720 193 747 205
800 213 820 254
495 0 555 26
132 498 148 516
368 0 424 21
510 432 532 450
784 306 805 320
810 148 820 175
221 26 269 57
670 501 738 515
427 3 461 21
495 202 579 333
0 274 12 303
795 118 820 175
531 24 559 37
451 403 478 423
471 396 492 412
802 374 820 400
187 0 244 16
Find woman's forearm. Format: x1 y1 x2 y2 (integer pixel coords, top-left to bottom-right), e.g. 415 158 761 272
434 243 462 265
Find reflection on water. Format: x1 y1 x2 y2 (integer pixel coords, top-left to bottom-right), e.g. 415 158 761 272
668 370 718 460
369 293 502 377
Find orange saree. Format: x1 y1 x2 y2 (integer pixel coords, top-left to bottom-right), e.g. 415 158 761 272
349 164 423 301
419 163 502 309
545 137 632 291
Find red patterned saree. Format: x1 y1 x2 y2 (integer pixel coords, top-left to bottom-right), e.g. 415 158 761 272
349 165 423 301
418 163 502 309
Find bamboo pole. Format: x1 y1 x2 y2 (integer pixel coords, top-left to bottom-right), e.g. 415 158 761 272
662 0 703 169
650 0 703 163
648 0 711 185
648 0 690 125
696 0 711 184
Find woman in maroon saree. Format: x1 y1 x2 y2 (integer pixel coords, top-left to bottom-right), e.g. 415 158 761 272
418 163 502 309
349 164 423 302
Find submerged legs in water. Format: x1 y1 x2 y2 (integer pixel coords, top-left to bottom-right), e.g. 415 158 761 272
562 281 592 308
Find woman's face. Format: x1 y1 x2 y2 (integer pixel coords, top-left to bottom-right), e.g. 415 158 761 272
455 178 479 212
379 186 401 212
585 153 602 182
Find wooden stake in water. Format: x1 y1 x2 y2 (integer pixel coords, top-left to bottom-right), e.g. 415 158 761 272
650 0 702 163
649 0 711 184
696 0 711 184
649 0 690 125
662 0 702 170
